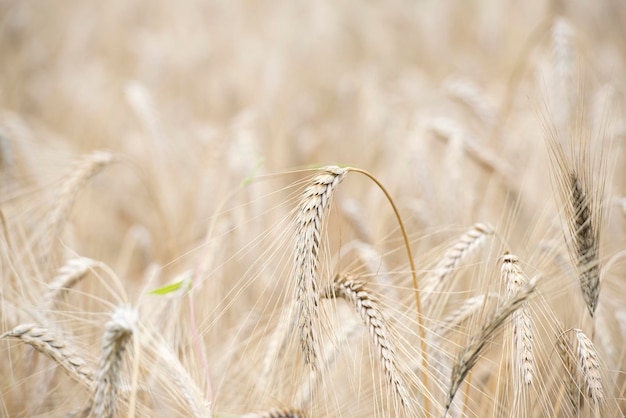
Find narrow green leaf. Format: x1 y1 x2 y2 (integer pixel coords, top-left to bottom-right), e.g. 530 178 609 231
147 280 185 295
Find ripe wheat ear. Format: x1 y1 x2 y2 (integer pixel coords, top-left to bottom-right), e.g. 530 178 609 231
43 151 118 266
294 166 347 371
321 273 411 412
1 324 94 387
501 253 534 386
92 306 137 418
445 275 538 415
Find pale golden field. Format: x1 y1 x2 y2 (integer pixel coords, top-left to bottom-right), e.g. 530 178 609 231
1 1 625 417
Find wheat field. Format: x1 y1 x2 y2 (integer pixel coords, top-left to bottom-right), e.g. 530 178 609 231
1 0 625 417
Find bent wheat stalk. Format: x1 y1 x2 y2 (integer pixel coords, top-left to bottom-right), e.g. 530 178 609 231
345 166 431 412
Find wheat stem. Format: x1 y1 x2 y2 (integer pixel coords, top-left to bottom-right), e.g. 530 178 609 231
346 166 431 414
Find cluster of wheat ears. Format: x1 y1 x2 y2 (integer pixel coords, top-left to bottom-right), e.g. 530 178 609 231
1 1 626 417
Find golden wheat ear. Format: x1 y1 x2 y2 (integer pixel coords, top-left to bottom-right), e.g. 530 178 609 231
1 324 94 387
544 143 605 321
423 222 495 304
568 173 602 317
320 273 411 412
294 166 347 371
556 327 605 415
541 111 606 320
45 256 97 309
572 328 604 406
92 306 137 418
501 253 535 386
444 275 538 415
434 292 501 337
541 22 608 321
43 151 118 266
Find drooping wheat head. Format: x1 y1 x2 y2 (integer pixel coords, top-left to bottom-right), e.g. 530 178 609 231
1 323 94 387
92 306 137 418
294 166 347 370
320 273 411 411
43 151 118 265
423 222 495 305
45 257 96 309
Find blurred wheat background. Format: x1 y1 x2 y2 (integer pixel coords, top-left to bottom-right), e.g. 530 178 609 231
1 0 625 417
